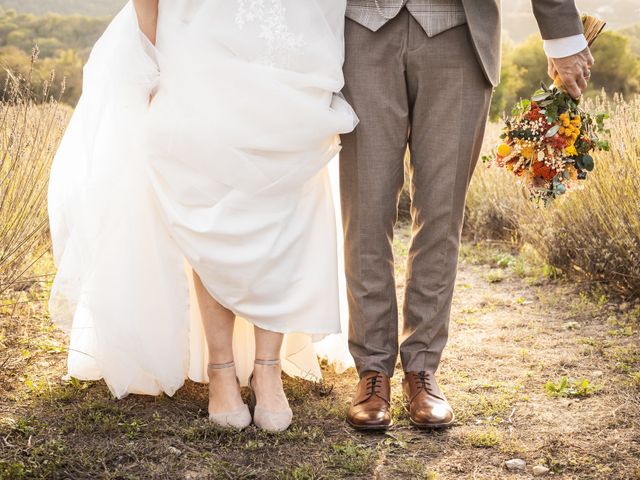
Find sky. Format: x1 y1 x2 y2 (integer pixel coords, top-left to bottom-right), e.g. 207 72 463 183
502 0 640 42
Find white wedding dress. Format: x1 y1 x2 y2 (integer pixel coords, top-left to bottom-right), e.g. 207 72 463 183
48 0 356 399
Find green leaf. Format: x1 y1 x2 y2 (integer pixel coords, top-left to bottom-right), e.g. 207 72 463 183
512 99 531 116
582 155 594 172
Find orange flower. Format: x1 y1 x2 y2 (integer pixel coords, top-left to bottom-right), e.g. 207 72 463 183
531 161 557 180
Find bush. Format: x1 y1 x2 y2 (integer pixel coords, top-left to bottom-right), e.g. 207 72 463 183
465 94 640 298
0 53 67 295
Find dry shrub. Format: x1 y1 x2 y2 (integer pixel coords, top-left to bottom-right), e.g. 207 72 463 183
466 94 640 297
0 49 68 296
464 122 534 243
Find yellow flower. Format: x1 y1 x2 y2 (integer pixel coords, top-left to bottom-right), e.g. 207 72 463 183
565 145 577 156
521 145 535 159
497 143 511 157
567 126 580 139
559 126 565 135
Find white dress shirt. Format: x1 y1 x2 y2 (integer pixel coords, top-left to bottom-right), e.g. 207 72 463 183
544 33 588 58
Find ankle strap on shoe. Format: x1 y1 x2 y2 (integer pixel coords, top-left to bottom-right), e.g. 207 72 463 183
208 361 235 369
254 359 281 366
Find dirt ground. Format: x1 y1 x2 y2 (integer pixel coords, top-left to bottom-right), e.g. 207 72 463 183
1 223 639 479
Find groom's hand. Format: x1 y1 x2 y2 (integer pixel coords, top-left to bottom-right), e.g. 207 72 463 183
547 47 595 99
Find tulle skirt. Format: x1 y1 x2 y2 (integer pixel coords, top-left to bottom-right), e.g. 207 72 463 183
48 0 356 398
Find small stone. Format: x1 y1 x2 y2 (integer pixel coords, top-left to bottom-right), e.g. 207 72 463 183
591 370 604 377
505 459 527 472
533 465 550 476
167 446 182 456
619 302 631 313
563 321 580 330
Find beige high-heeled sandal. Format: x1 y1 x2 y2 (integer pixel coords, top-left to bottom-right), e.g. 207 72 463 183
248 359 293 432
207 361 252 430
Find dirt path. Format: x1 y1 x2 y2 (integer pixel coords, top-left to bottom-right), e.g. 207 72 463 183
1 224 639 479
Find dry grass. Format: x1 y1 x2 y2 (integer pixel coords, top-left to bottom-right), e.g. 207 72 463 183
1 225 639 479
0 51 68 297
0 63 639 480
465 94 640 298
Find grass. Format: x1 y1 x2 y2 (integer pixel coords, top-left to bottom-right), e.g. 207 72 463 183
462 428 502 448
0 49 67 296
465 94 640 299
1 63 639 479
544 376 599 398
1 229 639 478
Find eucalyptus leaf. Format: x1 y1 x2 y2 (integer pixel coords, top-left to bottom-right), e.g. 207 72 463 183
545 125 560 137
582 155 594 171
532 92 552 102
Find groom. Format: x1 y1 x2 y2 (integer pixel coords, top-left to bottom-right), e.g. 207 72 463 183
340 0 594 430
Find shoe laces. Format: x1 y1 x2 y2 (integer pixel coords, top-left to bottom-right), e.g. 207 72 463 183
414 371 433 393
365 373 383 396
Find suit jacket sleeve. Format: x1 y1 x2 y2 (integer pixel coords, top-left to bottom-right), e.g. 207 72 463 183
531 0 583 40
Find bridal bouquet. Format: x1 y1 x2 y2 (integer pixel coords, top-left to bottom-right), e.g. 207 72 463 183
485 15 610 204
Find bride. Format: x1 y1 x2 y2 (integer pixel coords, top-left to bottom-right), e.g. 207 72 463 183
48 0 356 432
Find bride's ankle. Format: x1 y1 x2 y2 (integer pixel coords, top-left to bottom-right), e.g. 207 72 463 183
252 362 282 383
207 362 244 406
251 363 289 404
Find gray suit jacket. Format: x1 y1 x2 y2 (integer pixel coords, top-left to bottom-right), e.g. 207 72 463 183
346 0 584 86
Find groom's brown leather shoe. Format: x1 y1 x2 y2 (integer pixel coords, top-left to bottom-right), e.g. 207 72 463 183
403 371 454 428
346 371 392 431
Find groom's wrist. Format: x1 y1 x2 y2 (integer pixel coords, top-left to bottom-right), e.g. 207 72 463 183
543 34 589 59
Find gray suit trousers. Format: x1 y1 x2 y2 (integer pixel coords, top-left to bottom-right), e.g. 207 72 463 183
340 9 492 377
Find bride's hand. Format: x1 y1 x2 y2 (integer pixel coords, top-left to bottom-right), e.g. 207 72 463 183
134 0 159 45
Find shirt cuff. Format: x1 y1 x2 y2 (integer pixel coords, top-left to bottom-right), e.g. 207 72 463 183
543 34 588 58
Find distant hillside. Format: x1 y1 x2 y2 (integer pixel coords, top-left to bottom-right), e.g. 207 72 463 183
1 0 638 44
0 0 125 17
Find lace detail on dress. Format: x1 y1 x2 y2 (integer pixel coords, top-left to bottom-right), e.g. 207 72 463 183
235 0 304 68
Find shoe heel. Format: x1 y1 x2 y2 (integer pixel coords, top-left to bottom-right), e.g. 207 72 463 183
248 373 257 413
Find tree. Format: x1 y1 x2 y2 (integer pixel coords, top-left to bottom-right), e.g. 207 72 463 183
495 30 640 114
490 41 525 120
39 48 83 103
589 31 640 96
